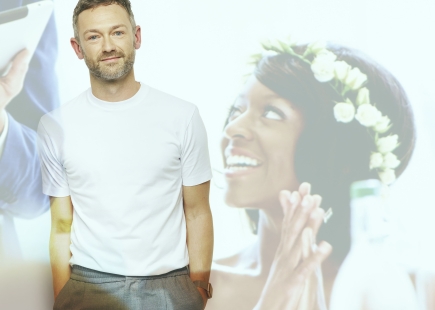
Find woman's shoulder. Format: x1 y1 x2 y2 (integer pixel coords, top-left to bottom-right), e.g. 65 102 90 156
212 242 259 276
209 244 266 310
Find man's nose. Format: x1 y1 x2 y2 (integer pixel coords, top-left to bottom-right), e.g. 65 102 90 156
102 36 116 53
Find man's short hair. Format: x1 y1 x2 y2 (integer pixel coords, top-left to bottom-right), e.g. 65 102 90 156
73 0 136 40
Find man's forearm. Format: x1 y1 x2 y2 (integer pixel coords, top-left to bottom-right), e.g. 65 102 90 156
50 231 72 299
186 211 214 283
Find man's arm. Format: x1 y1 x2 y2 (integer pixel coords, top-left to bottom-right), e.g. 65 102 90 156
183 180 214 308
49 196 73 299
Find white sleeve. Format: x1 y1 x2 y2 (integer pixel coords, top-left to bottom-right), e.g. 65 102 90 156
180 107 213 186
0 109 9 158
36 121 70 197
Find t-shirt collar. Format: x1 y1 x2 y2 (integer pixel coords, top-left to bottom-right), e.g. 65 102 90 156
87 82 149 111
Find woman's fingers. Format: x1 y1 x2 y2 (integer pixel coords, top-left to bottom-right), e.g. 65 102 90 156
280 190 301 229
293 241 332 285
312 194 322 209
280 240 331 310
281 194 315 252
278 188 325 265
279 190 298 242
308 207 325 238
279 190 295 218
287 229 304 270
286 226 313 269
289 195 315 235
301 227 312 259
298 182 311 197
279 191 301 254
302 194 324 241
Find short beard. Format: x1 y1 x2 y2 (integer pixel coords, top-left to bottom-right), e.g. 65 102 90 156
83 48 135 81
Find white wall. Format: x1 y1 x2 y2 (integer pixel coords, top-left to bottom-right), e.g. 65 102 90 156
16 0 435 266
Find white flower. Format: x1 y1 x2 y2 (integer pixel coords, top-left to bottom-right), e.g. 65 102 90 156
334 61 351 81
356 87 370 105
379 169 396 185
345 67 367 90
383 152 401 169
333 102 355 123
308 41 327 54
355 104 382 127
311 51 337 82
373 115 391 133
316 50 337 61
370 152 384 169
376 135 399 154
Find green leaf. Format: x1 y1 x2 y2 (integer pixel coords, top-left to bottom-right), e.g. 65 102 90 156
260 41 272 50
248 53 263 64
278 40 292 53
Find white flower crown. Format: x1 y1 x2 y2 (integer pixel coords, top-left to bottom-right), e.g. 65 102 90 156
251 39 400 185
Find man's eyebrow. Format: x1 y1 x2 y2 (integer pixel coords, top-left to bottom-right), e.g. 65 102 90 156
83 24 128 36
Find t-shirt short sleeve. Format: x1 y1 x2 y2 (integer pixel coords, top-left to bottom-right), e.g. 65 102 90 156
36 121 70 197
180 107 212 186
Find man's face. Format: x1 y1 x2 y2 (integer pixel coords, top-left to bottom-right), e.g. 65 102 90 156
75 4 139 81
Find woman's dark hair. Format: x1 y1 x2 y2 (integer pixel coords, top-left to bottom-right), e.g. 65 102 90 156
243 44 416 263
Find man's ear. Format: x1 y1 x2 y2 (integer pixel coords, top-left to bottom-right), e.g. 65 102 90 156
70 37 85 60
134 25 142 50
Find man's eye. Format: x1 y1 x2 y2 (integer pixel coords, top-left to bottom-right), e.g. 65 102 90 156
88 35 98 40
114 31 123 36
263 106 284 120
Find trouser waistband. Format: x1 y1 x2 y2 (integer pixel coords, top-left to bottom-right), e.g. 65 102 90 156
71 265 189 284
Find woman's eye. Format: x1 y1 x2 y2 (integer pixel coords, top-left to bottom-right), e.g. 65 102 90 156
263 107 284 120
228 106 243 122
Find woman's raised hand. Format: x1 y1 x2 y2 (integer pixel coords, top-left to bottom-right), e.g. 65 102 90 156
253 183 332 310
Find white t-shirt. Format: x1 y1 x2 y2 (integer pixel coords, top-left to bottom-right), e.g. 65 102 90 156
37 83 212 276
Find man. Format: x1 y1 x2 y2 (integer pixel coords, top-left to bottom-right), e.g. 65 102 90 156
0 0 59 259
37 1 213 309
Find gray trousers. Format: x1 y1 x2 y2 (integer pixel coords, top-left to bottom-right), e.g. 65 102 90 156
53 265 204 310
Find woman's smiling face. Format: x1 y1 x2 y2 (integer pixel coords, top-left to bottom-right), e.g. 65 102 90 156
221 76 304 210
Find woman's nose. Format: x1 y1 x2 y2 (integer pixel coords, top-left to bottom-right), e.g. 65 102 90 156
223 111 254 141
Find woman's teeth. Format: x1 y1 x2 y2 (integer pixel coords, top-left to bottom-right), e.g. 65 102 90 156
226 155 259 169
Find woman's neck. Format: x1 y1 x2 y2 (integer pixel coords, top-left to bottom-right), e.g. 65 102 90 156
254 209 284 275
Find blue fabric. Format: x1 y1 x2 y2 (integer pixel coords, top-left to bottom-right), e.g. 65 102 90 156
0 0 59 258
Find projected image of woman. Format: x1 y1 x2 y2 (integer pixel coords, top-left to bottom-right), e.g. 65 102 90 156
208 42 416 309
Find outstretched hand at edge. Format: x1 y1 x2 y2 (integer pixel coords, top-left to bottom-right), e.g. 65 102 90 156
0 49 30 132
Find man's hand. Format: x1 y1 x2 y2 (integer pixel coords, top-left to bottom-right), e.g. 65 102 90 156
197 286 208 308
0 49 30 133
